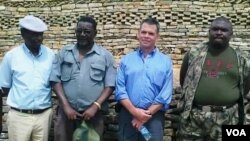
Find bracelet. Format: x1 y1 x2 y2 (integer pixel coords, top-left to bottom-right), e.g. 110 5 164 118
93 102 101 110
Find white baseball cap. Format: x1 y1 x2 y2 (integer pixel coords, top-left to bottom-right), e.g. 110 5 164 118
19 15 48 32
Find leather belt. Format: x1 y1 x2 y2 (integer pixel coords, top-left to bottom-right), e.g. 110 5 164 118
11 107 50 114
193 104 234 112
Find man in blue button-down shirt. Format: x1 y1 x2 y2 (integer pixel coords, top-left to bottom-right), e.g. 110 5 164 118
115 17 173 141
0 15 54 141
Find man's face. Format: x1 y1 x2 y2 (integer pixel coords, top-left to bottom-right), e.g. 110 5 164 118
137 23 159 50
209 20 233 48
22 30 43 49
75 21 96 48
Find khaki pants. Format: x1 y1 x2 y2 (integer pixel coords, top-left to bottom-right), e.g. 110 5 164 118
7 108 53 141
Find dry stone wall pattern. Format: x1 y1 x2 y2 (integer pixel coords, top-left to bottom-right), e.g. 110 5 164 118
0 0 249 68
0 0 250 141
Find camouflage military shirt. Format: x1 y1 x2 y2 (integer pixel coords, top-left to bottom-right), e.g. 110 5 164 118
179 42 250 124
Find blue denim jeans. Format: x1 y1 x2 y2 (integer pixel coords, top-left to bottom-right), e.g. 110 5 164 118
118 107 165 141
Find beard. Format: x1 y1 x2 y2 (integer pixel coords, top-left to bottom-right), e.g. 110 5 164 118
26 41 42 49
77 39 94 49
209 37 229 49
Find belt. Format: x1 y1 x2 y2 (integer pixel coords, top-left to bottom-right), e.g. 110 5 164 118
11 107 50 114
193 104 234 112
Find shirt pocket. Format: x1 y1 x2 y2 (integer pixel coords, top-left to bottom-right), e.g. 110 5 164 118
90 63 105 81
61 61 73 81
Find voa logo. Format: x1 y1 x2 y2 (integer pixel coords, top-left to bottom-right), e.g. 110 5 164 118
226 129 246 136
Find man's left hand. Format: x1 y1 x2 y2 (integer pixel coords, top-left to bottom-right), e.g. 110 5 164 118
82 104 99 120
131 118 144 129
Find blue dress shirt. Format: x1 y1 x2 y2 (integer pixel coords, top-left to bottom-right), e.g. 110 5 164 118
0 43 54 109
115 48 173 111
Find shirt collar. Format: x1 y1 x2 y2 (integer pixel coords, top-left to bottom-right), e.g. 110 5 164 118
22 43 42 57
137 47 158 57
86 43 101 55
67 43 101 55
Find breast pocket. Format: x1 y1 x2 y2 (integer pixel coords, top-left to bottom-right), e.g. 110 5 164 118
61 61 73 81
90 63 105 82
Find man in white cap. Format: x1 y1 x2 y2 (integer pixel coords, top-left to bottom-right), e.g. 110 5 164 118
0 15 54 141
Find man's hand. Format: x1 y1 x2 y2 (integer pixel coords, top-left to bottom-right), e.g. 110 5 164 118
133 108 152 123
63 105 82 120
131 118 144 129
82 104 99 120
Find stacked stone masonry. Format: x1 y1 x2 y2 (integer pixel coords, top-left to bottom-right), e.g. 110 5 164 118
0 0 250 141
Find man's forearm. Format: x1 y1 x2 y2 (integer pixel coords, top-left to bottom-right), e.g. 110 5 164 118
95 87 114 105
0 89 3 95
1 87 10 97
120 99 138 116
148 104 163 115
52 82 70 108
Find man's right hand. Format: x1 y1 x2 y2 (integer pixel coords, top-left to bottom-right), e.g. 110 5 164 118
52 82 82 120
63 105 82 120
133 108 152 123
131 118 144 129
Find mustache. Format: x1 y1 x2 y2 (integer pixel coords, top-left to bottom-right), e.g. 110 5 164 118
213 36 224 39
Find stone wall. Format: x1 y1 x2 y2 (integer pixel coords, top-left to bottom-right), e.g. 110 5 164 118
0 0 250 141
0 0 250 67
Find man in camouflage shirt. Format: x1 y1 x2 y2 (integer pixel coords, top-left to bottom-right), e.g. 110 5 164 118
176 17 250 141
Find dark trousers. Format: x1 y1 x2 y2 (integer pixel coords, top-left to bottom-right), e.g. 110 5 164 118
54 106 104 141
118 107 165 141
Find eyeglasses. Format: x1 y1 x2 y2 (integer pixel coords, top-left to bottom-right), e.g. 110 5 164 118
75 29 93 35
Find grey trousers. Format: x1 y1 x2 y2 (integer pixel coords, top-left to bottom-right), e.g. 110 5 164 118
54 106 104 141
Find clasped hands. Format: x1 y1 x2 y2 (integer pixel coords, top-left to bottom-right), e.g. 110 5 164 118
64 103 99 121
131 108 152 129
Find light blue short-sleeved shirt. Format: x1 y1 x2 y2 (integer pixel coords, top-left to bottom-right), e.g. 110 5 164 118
50 43 116 111
0 43 55 109
115 48 173 111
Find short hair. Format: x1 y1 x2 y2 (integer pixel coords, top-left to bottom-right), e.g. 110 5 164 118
140 17 160 33
211 16 233 32
77 16 97 30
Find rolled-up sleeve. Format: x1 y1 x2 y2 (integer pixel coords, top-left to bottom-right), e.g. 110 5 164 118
104 52 117 87
0 52 12 88
153 60 173 111
115 60 129 101
49 52 62 83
